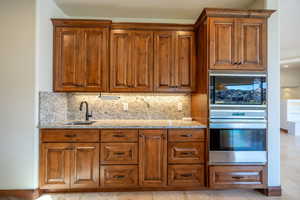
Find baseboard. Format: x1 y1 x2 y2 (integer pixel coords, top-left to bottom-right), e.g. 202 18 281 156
0 189 41 200
257 186 282 196
281 128 288 133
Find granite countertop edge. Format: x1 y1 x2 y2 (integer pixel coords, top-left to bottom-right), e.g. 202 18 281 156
38 120 207 129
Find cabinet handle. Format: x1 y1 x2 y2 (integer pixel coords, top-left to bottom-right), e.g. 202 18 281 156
65 147 74 150
112 134 125 138
238 62 242 65
64 134 77 138
114 152 125 155
232 176 244 180
181 152 193 155
180 134 193 137
181 173 193 177
114 175 125 179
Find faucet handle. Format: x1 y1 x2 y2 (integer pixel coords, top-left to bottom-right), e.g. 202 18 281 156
88 111 93 118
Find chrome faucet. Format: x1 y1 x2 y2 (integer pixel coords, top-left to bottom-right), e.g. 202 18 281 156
79 101 93 121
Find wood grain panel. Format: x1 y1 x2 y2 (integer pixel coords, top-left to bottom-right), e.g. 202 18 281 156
101 143 138 164
168 142 205 164
168 165 205 186
41 129 99 143
40 143 71 189
100 165 138 188
139 130 167 187
101 129 138 142
71 143 99 189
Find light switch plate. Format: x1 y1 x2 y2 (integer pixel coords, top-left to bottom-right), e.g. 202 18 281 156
123 103 128 111
177 103 183 111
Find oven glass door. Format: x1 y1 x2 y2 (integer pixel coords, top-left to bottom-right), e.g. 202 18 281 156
210 129 266 151
210 76 266 105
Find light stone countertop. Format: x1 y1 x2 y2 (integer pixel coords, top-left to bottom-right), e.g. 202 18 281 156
39 120 207 129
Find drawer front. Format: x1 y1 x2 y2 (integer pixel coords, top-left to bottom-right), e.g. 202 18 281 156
101 130 138 142
168 165 205 186
209 165 266 189
41 129 99 142
168 142 205 164
100 165 138 187
101 143 138 164
168 129 205 142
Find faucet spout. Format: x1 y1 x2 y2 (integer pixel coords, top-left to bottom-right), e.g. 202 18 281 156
79 101 93 121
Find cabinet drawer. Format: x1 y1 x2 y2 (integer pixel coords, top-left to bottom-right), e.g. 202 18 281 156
101 143 138 164
101 130 138 142
209 165 266 189
168 142 205 164
168 165 205 186
41 129 100 142
100 165 138 187
168 129 205 142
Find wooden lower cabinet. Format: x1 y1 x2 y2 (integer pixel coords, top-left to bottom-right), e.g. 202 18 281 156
71 143 99 189
209 165 267 189
100 165 138 187
101 143 138 164
139 130 167 187
168 165 205 186
168 142 205 164
40 143 99 190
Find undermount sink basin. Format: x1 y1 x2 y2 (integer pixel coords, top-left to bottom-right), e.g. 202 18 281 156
64 121 96 125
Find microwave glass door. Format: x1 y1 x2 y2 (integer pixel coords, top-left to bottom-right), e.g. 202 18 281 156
210 129 266 151
210 76 266 105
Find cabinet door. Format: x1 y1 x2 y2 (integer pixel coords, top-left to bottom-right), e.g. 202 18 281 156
209 18 237 70
139 130 167 187
70 143 99 189
174 31 196 92
236 18 267 71
110 30 133 92
81 28 109 91
54 27 84 91
40 143 71 189
154 32 176 92
131 31 154 91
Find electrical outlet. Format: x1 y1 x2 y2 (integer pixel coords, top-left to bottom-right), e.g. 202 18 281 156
123 103 128 111
177 103 183 111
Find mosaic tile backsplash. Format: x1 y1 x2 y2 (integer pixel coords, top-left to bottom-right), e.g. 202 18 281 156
39 92 191 124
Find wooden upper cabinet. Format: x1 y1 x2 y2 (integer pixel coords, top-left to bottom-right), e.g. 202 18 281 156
139 130 167 187
154 31 195 92
175 31 196 92
81 28 109 91
70 143 99 189
53 20 109 92
40 143 71 189
131 31 154 91
236 18 267 70
154 31 175 92
110 30 153 92
208 16 268 71
209 18 236 70
110 30 132 91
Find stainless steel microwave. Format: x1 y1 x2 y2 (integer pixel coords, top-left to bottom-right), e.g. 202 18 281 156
209 71 267 107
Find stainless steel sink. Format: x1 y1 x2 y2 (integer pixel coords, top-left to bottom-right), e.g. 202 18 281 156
64 121 96 125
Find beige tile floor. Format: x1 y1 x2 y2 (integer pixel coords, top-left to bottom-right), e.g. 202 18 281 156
37 133 299 200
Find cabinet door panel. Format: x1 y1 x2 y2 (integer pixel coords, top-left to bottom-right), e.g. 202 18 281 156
154 32 175 92
237 18 266 71
175 32 195 92
209 18 236 70
168 142 205 164
54 27 83 91
139 130 167 187
71 143 99 189
101 143 138 164
40 143 71 189
110 30 132 91
82 28 109 91
168 165 205 186
100 165 138 188
131 31 154 91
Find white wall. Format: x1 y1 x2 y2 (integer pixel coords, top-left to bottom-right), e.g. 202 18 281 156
0 0 36 189
281 67 300 99
266 0 281 187
37 0 67 92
